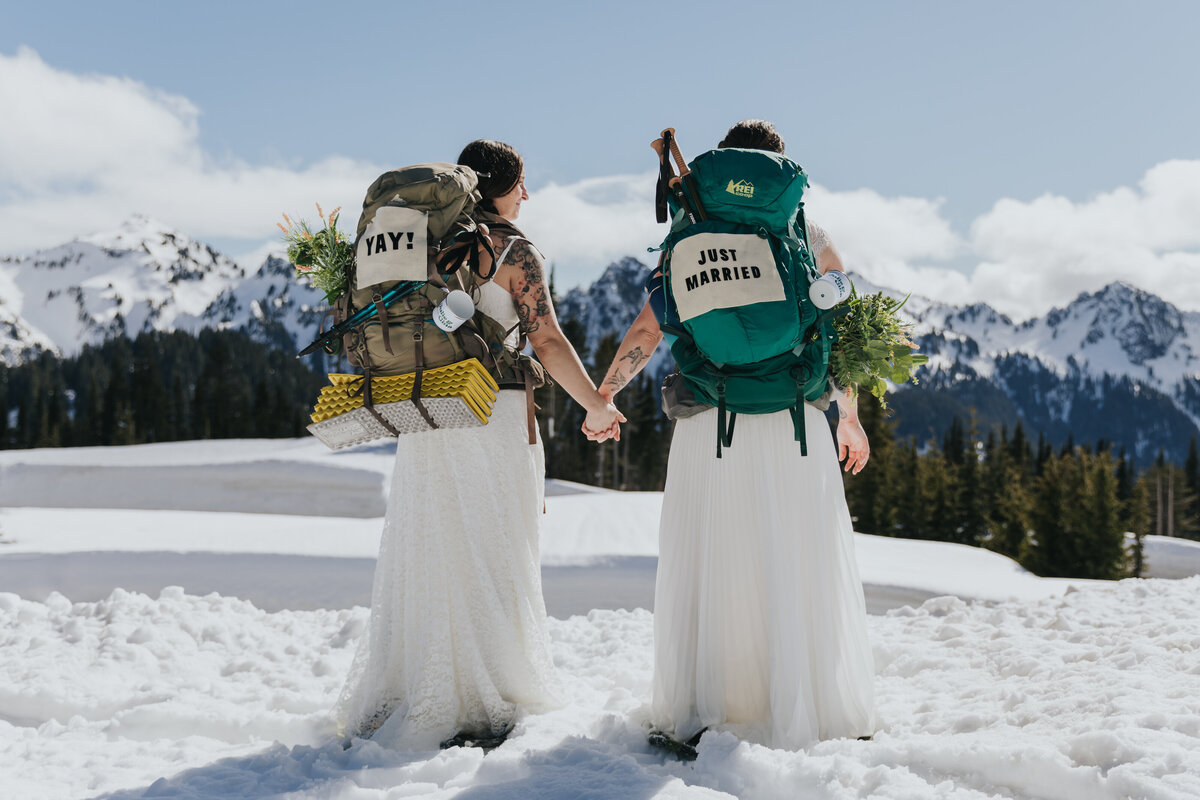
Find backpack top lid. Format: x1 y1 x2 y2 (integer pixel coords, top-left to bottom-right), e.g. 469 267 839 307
356 163 481 243
685 148 808 233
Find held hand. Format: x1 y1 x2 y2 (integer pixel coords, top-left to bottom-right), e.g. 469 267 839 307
837 418 870 475
582 401 625 443
582 419 621 443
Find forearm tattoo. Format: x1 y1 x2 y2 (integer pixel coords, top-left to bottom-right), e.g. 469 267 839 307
619 345 647 369
605 369 628 393
507 241 552 334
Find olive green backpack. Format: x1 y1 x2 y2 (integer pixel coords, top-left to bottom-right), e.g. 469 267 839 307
333 163 546 437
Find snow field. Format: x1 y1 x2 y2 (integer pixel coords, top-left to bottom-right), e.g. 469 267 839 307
4 438 1200 798
4 578 1200 799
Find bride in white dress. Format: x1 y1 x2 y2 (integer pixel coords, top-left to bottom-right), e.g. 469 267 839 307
335 140 623 750
598 121 876 752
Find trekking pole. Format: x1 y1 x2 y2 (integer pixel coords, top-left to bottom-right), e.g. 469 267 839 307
661 128 708 221
651 133 701 224
297 280 424 357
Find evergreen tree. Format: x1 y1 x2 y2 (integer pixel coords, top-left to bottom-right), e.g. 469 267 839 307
1009 421 1031 473
882 440 922 538
954 431 987 546
942 416 965 467
536 315 592 484
130 344 168 442
1023 452 1084 577
1023 450 1127 579
590 332 622 488
919 446 961 542
1084 452 1127 579
1186 437 1200 534
1125 475 1151 576
1034 432 1053 476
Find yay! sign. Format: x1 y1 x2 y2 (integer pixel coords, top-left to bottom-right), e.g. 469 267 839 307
355 206 429 289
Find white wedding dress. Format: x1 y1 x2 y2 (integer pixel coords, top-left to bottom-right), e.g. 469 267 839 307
651 222 876 750
334 280 559 750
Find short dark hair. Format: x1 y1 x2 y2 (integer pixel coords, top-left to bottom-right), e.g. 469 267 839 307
718 119 785 154
457 140 524 210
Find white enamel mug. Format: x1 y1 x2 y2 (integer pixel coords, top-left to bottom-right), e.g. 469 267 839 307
432 290 475 332
809 270 851 310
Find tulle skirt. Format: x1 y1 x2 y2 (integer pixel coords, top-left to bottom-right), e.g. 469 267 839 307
651 403 876 750
334 391 559 749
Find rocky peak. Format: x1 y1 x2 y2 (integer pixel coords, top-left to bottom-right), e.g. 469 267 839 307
1071 281 1184 365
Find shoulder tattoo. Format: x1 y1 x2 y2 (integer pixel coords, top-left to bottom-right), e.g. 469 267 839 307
506 240 552 334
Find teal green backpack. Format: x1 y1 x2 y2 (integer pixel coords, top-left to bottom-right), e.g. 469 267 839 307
655 144 841 457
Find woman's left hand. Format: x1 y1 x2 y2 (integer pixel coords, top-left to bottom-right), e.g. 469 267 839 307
581 401 624 442
837 418 870 475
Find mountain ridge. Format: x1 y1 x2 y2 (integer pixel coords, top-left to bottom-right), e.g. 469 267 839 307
3 219 1197 460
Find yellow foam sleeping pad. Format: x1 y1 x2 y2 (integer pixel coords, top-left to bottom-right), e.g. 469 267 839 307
307 358 500 450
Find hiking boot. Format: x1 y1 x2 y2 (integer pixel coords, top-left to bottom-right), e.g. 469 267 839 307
648 728 706 761
439 726 513 752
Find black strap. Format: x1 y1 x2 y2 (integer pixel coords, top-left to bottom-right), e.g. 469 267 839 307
371 290 393 355
410 328 438 430
524 368 537 445
715 379 736 458
361 369 401 437
434 225 499 280
790 386 808 457
655 135 673 224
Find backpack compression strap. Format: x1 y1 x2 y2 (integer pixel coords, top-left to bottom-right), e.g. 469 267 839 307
715 377 737 459
435 226 498 279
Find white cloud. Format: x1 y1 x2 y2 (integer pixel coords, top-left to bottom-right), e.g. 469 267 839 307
3 48 1198 321
0 48 379 255
519 173 664 286
787 163 1200 321
959 160 1200 318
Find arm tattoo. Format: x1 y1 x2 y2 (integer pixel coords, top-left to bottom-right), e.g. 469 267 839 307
605 370 628 392
506 240 552 334
619 346 647 369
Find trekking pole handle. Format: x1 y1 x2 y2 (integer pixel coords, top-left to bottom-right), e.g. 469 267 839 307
661 128 691 177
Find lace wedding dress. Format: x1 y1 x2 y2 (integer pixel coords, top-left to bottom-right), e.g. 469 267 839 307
334 281 559 749
650 221 876 750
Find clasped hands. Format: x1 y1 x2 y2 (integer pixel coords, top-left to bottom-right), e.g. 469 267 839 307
581 391 624 442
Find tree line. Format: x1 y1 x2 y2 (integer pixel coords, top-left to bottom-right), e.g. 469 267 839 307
840 399 1199 579
4 324 1198 582
0 329 326 448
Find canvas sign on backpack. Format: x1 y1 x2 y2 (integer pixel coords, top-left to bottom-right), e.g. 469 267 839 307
652 132 842 457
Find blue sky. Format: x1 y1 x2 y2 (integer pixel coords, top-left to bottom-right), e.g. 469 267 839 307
2 1 1198 317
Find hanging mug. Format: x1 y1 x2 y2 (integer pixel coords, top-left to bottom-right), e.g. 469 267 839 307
433 290 475 332
809 270 851 310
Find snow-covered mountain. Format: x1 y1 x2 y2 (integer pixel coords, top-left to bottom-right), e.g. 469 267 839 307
902 281 1200 395
556 256 672 379
889 280 1200 461
0 216 326 364
557 265 1200 461
3 220 1198 460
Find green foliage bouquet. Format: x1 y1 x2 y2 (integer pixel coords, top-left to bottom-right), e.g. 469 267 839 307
830 287 929 410
278 204 352 304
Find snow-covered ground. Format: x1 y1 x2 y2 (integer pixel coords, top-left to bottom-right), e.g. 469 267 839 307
2 439 1200 799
